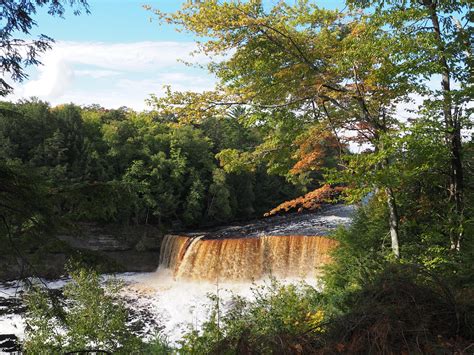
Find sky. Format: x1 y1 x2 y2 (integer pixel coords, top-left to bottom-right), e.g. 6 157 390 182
5 0 346 111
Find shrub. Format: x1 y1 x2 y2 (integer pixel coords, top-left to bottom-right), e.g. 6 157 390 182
23 263 142 354
141 335 174 354
179 280 326 354
322 199 391 313
321 264 474 354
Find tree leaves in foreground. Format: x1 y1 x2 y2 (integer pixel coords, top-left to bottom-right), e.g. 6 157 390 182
1 0 90 96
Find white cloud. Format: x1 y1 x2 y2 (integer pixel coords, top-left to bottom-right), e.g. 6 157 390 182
7 40 216 109
21 58 75 100
47 41 210 71
75 69 120 78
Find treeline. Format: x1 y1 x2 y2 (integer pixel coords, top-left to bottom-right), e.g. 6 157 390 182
0 100 303 229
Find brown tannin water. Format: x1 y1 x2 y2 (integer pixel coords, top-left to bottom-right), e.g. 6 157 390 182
159 234 337 281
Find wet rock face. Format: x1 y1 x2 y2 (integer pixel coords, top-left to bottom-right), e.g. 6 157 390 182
56 223 163 274
57 223 162 252
0 334 20 353
0 254 68 281
0 223 164 281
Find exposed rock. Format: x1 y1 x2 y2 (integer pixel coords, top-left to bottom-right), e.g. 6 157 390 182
0 223 163 281
0 334 20 353
100 251 159 273
0 254 68 281
57 223 162 252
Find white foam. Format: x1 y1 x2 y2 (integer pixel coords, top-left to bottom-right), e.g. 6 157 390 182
0 270 321 347
120 269 320 344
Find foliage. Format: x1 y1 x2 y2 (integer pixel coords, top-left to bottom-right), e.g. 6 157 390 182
179 280 325 354
3 0 474 352
290 123 344 178
265 184 345 216
207 169 233 222
322 199 391 312
0 100 303 230
147 0 472 257
23 263 142 354
178 262 473 354
141 335 174 354
321 264 474 354
0 158 54 255
176 231 474 354
323 192 474 307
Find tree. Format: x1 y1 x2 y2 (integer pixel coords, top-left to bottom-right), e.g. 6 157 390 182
1 0 89 96
0 159 53 244
24 264 142 353
346 0 472 251
0 1 90 271
207 168 232 222
183 171 206 225
147 0 422 257
147 0 473 256
52 104 88 179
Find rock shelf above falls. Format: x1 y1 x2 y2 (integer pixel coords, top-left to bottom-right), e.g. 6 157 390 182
158 204 355 281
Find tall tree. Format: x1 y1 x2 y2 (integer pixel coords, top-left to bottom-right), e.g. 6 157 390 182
147 0 425 257
347 0 472 250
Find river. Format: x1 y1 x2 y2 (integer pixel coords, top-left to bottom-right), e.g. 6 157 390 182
0 204 354 351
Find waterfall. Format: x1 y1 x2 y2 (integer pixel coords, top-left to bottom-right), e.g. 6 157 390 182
158 235 337 281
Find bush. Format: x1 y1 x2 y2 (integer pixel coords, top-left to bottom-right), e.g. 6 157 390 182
176 196 474 354
321 264 474 354
322 199 391 313
179 280 326 354
141 335 174 354
23 263 143 354
178 265 473 354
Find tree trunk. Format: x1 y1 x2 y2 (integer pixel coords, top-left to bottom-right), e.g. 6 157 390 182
425 0 464 250
386 187 400 258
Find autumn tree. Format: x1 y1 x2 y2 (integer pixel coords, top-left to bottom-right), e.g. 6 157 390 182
146 0 427 257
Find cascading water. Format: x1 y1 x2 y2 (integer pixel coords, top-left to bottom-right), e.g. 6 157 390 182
158 234 338 281
144 205 352 341
0 205 354 345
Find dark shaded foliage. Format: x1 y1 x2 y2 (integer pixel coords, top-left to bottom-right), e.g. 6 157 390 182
320 264 474 354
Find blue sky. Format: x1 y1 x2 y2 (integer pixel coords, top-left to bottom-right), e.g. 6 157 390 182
29 1 187 43
7 0 346 110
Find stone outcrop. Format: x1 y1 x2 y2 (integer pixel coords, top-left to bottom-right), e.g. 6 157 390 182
0 223 164 281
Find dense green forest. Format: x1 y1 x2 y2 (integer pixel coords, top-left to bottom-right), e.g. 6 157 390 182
1 0 473 353
0 100 307 231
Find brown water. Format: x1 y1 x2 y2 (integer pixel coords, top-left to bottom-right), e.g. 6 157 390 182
159 234 337 281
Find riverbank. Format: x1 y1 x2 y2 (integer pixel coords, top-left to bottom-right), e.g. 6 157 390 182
0 223 163 281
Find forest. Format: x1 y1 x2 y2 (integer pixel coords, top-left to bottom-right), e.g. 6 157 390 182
0 101 304 229
0 0 473 353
